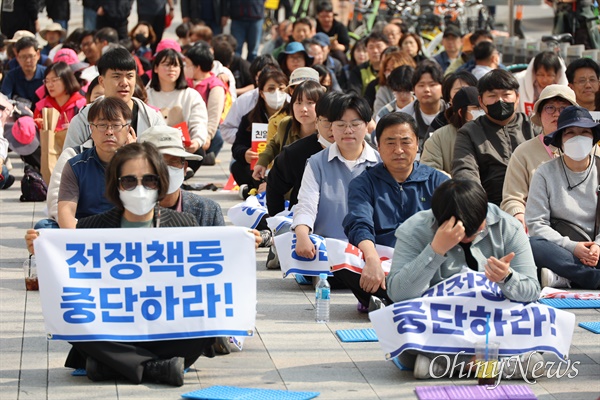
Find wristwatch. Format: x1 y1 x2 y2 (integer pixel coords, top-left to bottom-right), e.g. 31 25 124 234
502 268 513 284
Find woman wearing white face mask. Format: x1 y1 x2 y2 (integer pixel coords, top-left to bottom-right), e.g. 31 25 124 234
421 86 482 175
24 142 217 386
526 105 600 290
501 85 578 229
231 67 288 197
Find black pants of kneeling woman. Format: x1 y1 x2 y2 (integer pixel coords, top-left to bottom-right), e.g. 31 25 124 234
65 337 215 384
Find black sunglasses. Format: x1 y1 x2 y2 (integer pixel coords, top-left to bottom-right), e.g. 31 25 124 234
118 174 160 191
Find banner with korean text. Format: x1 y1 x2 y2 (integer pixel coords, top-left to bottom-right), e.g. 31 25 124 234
326 238 393 275
369 271 575 360
34 227 257 342
273 231 331 277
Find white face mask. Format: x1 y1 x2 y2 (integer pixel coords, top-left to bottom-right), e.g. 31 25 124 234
317 134 333 148
167 165 185 194
263 90 286 110
469 109 486 120
119 186 158 216
563 135 593 161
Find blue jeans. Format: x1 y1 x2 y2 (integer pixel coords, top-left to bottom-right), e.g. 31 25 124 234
83 7 97 31
207 129 224 157
230 19 263 61
529 236 600 289
0 165 9 189
34 219 60 229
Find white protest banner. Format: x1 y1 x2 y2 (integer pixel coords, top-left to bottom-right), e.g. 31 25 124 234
273 231 332 278
369 271 575 360
266 209 294 234
326 238 393 275
227 195 268 229
34 227 257 342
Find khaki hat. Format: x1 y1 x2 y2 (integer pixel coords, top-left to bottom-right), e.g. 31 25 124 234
530 84 578 126
139 126 203 161
7 30 35 43
40 23 67 41
287 67 320 88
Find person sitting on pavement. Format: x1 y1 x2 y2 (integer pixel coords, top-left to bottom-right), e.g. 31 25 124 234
514 51 568 116
471 42 501 81
291 93 380 261
565 57 600 112
26 142 217 386
387 179 541 379
433 25 463 73
397 60 446 152
54 97 135 229
375 65 415 124
445 30 494 76
315 0 350 65
339 112 449 312
1 36 46 108
62 47 165 150
501 85 579 229
399 33 427 65
347 32 389 97
370 50 416 118
526 105 600 289
452 69 534 206
422 86 483 175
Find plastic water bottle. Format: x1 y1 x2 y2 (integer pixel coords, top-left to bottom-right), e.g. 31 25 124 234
315 273 330 323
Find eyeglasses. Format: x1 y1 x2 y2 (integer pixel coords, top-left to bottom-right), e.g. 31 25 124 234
43 77 62 85
165 158 185 169
90 123 130 133
18 54 37 61
331 120 365 132
318 118 332 129
543 105 568 115
118 174 160 191
573 78 599 86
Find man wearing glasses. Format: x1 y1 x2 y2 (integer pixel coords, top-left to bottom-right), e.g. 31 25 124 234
565 57 600 112
1 37 46 107
56 97 134 229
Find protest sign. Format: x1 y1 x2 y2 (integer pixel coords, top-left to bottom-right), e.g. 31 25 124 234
227 196 268 229
326 238 393 275
369 271 575 360
251 123 268 170
273 231 331 278
34 227 257 342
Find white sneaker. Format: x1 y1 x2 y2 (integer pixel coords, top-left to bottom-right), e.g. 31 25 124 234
540 268 571 288
413 354 448 379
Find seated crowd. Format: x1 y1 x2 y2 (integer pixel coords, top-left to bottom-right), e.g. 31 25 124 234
5 0 600 387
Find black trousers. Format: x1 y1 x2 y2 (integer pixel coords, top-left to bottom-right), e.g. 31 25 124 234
230 160 261 189
333 268 392 307
65 337 215 384
139 8 167 53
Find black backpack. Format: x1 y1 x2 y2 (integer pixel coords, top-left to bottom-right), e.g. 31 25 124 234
20 166 47 202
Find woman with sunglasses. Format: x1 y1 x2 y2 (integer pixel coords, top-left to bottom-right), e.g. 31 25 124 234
25 142 215 386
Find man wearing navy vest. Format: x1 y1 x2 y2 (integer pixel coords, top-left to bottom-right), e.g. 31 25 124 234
339 112 449 311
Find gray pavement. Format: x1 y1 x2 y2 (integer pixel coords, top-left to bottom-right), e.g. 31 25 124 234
1 143 599 400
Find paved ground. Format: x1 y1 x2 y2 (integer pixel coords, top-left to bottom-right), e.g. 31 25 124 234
1 142 599 400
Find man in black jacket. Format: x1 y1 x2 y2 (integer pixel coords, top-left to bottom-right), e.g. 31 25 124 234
96 0 135 40
182 0 227 36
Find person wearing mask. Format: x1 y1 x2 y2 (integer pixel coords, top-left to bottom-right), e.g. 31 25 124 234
25 142 217 386
231 68 288 195
347 32 389 96
526 105 600 289
422 86 483 175
514 51 568 116
565 57 600 112
501 85 578 229
452 69 534 206
340 112 449 312
137 0 174 48
63 48 166 150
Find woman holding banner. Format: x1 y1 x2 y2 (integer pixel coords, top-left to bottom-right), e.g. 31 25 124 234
26 142 216 386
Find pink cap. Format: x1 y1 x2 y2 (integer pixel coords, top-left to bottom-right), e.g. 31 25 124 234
54 48 89 72
13 117 37 145
155 39 182 55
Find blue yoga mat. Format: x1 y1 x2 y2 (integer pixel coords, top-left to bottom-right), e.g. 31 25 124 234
579 322 600 334
538 298 600 309
336 328 378 342
181 386 320 400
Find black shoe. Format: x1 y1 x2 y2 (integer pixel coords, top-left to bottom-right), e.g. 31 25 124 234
368 295 386 312
185 167 195 181
266 246 280 269
1 174 14 190
143 357 184 386
213 337 231 355
202 152 216 166
85 357 121 382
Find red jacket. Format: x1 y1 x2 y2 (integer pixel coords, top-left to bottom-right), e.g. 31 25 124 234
34 91 87 131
